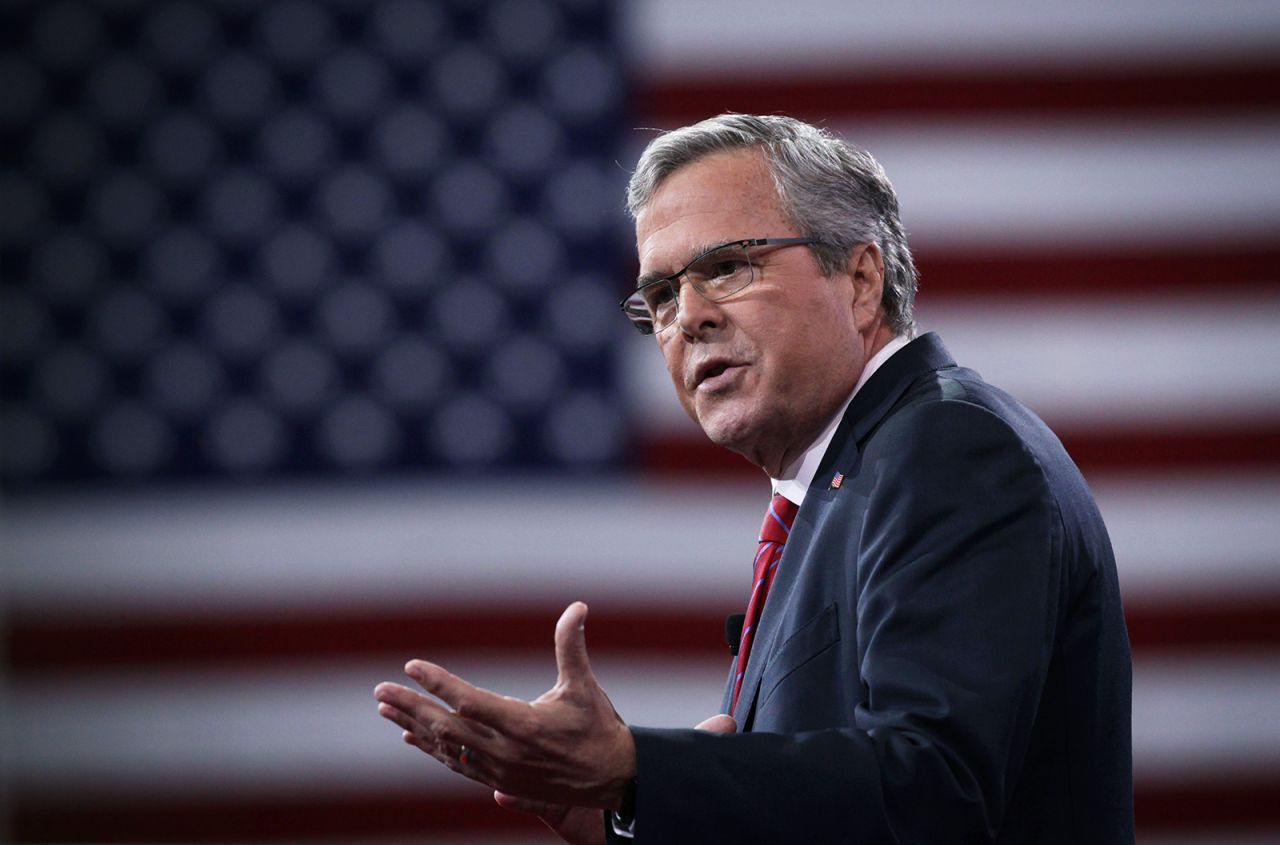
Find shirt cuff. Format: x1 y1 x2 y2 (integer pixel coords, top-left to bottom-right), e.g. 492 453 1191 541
608 776 638 838
609 811 636 838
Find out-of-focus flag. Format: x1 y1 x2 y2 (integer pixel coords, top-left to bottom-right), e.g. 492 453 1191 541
4 2 1279 844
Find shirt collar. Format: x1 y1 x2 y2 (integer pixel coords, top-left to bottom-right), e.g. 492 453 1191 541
771 334 911 506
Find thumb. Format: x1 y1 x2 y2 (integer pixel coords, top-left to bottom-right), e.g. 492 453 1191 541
554 601 593 687
695 713 737 734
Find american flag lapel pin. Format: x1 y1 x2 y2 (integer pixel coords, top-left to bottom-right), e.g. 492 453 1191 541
829 472 844 489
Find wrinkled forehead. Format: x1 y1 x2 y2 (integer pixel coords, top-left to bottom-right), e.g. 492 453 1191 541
634 150 789 271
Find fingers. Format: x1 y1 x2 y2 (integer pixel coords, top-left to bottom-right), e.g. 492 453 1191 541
376 695 500 784
405 660 531 731
554 601 594 688
374 681 496 755
374 680 449 730
694 713 737 734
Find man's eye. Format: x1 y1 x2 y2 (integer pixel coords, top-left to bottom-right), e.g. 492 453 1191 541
643 284 674 308
688 249 750 284
708 259 748 279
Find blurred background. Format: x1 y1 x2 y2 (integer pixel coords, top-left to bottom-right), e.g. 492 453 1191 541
2 0 1279 842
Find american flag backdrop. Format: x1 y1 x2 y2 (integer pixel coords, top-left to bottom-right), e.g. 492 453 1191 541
3 1 1279 843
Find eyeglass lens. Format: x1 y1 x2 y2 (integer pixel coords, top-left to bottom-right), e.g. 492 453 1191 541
634 243 756 332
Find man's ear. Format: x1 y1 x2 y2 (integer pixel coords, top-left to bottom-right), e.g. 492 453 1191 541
847 243 885 330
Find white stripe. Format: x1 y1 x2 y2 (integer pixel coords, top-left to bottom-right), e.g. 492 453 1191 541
629 0 1280 72
1093 475 1280 599
1133 655 1280 776
7 657 726 793
847 118 1280 246
9 654 1278 791
624 294 1280 430
1 480 761 612
4 477 1278 609
620 116 1280 247
916 294 1280 428
620 118 1280 245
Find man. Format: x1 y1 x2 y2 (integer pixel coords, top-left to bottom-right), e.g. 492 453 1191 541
375 114 1134 843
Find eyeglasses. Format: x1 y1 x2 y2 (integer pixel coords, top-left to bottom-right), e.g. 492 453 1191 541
619 237 820 335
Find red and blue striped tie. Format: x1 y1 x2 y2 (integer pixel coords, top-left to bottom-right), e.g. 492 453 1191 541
730 493 800 714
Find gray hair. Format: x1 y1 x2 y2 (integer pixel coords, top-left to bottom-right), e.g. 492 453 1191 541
626 113 918 337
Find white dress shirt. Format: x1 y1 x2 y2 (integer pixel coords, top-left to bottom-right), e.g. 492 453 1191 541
771 334 910 505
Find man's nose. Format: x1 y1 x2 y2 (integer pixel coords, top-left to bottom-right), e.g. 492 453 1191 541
675 283 725 337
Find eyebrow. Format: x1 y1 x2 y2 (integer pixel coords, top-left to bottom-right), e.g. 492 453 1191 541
634 239 738 288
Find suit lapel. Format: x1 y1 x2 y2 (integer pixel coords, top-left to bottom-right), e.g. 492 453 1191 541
731 334 956 728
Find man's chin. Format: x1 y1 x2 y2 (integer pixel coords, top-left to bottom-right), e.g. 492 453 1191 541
697 413 762 462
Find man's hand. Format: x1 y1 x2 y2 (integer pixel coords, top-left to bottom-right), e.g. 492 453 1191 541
374 602 636 809
493 712 739 845
693 713 737 733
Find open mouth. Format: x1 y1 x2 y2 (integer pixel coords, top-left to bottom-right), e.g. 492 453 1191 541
702 362 729 382
694 359 742 391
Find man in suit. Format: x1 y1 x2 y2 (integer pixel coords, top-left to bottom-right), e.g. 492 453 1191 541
375 114 1133 843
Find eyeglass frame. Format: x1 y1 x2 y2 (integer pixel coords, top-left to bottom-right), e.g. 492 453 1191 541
619 237 822 335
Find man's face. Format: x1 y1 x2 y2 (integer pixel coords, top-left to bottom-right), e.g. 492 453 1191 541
634 149 871 473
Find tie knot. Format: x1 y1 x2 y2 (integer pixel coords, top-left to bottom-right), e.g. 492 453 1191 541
759 493 799 546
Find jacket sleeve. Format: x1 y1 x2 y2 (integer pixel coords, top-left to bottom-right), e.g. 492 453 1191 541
616 399 1066 844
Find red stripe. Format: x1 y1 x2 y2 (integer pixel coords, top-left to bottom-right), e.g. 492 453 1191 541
1060 425 1280 473
11 775 1280 841
12 789 530 843
1127 594 1280 656
618 243 1280 300
913 241 1280 298
4 603 732 672
8 591 1280 672
637 59 1280 123
1137 771 1280 832
635 423 1280 477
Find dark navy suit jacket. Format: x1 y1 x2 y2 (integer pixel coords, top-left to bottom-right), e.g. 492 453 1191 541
609 333 1133 844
